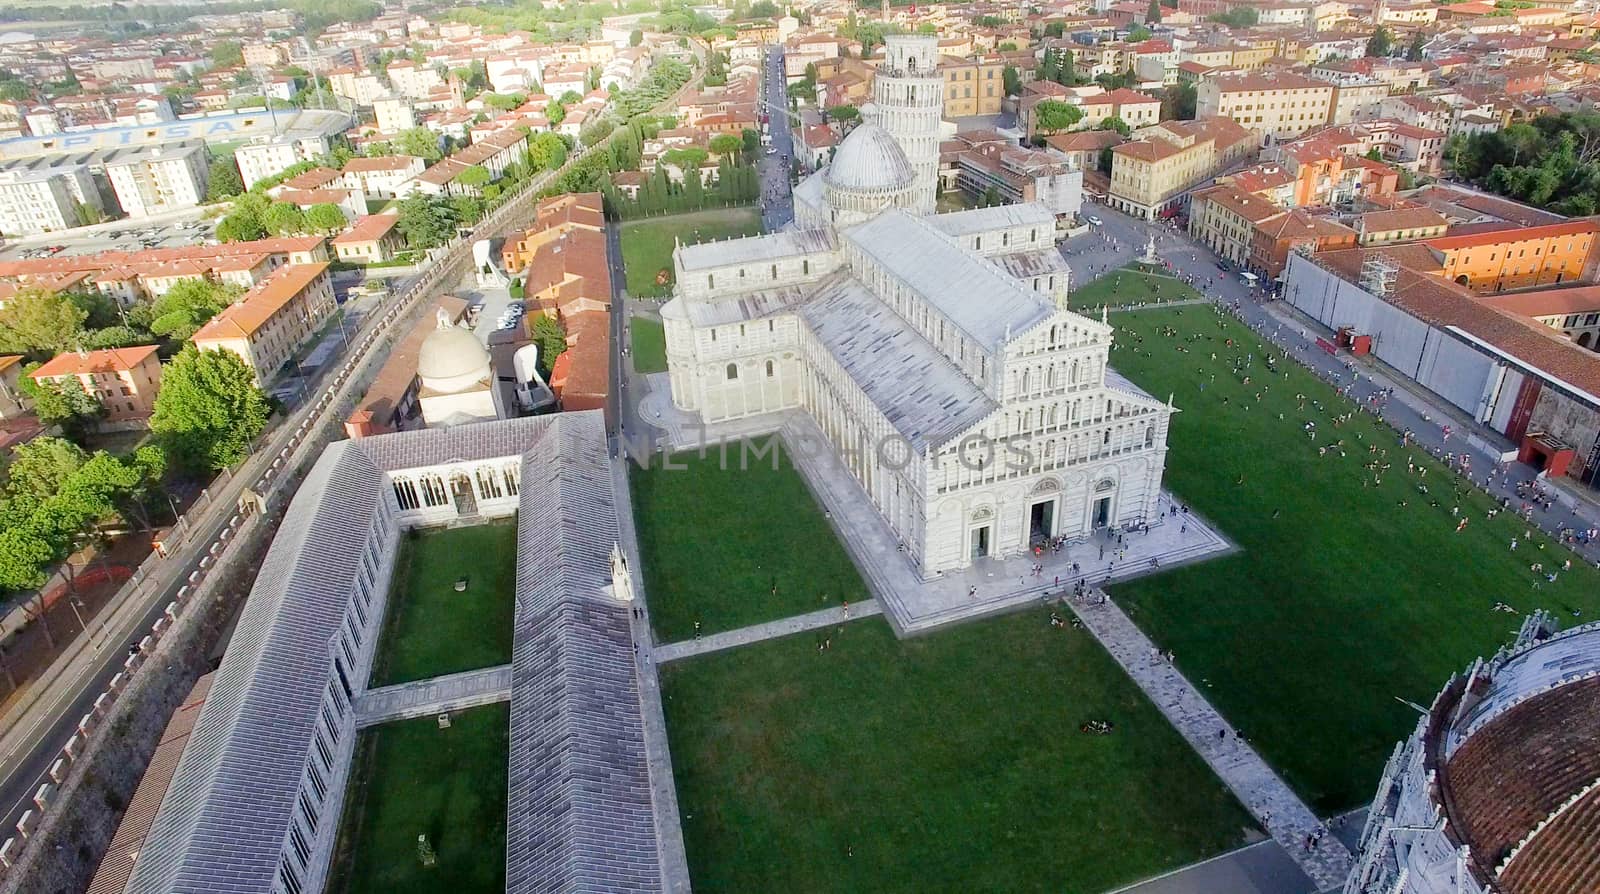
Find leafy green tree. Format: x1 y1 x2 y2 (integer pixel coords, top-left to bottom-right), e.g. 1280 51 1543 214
263 202 307 236
1144 0 1161 23
212 40 244 68
1002 66 1021 97
1034 100 1083 135
1207 7 1258 25
1128 25 1152 42
395 194 459 249
2 437 87 502
206 158 245 201
82 326 151 350
1163 82 1197 120
150 346 271 471
1406 33 1426 61
528 312 566 375
663 146 709 173
305 203 347 234
457 165 493 191
708 133 743 159
629 29 644 46
826 105 860 123
216 192 270 242
1100 115 1132 136
23 374 104 441
1044 22 1065 37
1367 26 1393 57
149 278 238 342
398 127 444 162
0 288 86 356
0 523 55 593
528 131 569 171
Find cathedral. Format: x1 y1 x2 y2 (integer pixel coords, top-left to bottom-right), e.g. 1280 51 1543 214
660 35 1174 578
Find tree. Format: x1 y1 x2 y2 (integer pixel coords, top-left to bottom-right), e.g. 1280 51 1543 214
1100 115 1132 136
708 133 744 159
24 374 103 440
1367 26 1393 58
1003 65 1021 97
1406 33 1426 62
1098 146 1114 174
395 194 459 250
150 277 238 342
1033 100 1083 135
263 202 307 236
456 165 493 191
1163 82 1197 120
206 158 244 201
629 29 644 46
212 40 244 68
398 127 444 162
151 346 271 471
0 288 86 356
1207 7 1258 25
528 312 566 376
826 105 860 123
216 191 269 243
2 438 87 503
1128 25 1152 42
1145 0 1161 23
305 203 347 234
527 132 569 171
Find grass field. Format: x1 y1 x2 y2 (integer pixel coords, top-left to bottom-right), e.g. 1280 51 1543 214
370 523 518 687
662 614 1258 893
1069 264 1189 311
328 704 509 894
1103 301 1600 813
630 316 667 373
619 208 763 297
630 439 870 642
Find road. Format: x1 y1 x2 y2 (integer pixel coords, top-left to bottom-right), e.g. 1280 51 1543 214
758 44 795 231
1066 202 1600 566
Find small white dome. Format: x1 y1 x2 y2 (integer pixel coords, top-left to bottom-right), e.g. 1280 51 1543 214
418 319 491 393
824 123 914 194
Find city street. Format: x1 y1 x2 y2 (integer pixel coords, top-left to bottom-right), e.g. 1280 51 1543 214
1063 202 1600 566
758 44 795 230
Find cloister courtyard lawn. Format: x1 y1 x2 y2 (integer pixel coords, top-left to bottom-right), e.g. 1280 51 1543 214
619 207 764 298
1069 264 1187 312
630 439 869 642
370 522 518 687
1104 301 1600 813
661 613 1258 894
328 704 509 894
630 316 668 373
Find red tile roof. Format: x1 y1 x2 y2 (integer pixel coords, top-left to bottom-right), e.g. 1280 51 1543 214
32 344 159 378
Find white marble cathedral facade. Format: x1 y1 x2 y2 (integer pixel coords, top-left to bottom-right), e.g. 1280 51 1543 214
661 35 1174 578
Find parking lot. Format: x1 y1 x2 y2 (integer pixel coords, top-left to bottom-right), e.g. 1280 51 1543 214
0 216 218 261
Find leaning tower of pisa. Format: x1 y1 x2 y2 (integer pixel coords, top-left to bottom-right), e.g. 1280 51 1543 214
869 35 943 215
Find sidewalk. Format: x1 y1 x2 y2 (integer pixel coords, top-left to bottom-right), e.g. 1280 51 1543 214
353 664 512 728
654 600 882 662
1070 590 1354 892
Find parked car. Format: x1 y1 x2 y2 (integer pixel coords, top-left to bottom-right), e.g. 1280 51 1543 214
1085 215 1103 227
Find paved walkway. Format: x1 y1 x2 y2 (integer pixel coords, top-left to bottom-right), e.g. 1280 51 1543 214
353 664 512 728
1069 591 1353 891
655 600 882 662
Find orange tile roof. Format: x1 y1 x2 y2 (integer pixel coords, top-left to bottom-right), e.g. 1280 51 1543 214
32 344 159 378
331 213 399 245
1426 220 1598 252
192 262 330 342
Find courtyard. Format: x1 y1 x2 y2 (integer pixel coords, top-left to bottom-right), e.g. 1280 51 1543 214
661 613 1258 893
327 703 509 894
1104 299 1600 812
619 207 764 298
369 523 518 687
629 439 870 642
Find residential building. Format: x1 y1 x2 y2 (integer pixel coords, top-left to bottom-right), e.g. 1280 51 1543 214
327 67 387 106
1196 71 1336 141
1189 184 1283 266
104 143 209 218
385 59 443 99
0 168 91 235
331 213 404 263
1354 208 1450 246
1043 130 1125 176
1426 221 1599 293
938 55 1007 118
29 344 162 428
339 155 424 198
372 94 417 133
235 135 333 192
1481 287 1600 350
1108 117 1257 219
951 135 1084 217
1250 210 1358 280
1075 88 1162 132
0 354 31 419
191 262 337 386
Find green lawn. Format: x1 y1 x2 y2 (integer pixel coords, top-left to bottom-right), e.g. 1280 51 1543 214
630 439 869 642
619 208 764 297
328 704 509 894
1070 264 1188 311
630 316 667 373
663 614 1257 893
1104 301 1600 813
371 523 518 687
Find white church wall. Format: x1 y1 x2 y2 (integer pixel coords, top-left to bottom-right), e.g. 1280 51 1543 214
385 459 525 528
674 245 842 302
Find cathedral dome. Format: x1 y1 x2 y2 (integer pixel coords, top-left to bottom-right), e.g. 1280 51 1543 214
418 312 491 393
824 123 914 194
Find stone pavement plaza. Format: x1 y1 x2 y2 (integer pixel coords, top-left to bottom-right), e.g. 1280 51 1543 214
636 374 1235 635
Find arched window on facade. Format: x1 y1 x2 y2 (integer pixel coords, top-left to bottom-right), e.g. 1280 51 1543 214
420 473 448 507
392 478 420 510
1145 426 1155 448
503 463 520 496
477 467 503 499
765 360 774 377
726 363 738 380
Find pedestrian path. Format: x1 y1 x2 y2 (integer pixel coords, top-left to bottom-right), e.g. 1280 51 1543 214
1069 591 1353 891
353 663 512 728
654 600 882 663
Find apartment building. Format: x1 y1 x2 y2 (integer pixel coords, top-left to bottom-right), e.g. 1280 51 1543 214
1427 221 1599 293
1354 208 1450 245
104 143 209 218
1107 117 1257 219
340 155 425 198
191 262 336 386
1077 88 1162 131
0 169 84 234
372 94 418 133
331 213 404 263
1189 184 1283 266
1196 71 1335 141
30 344 162 428
235 135 333 191
327 67 387 106
385 59 444 99
938 55 1007 118
0 354 32 419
